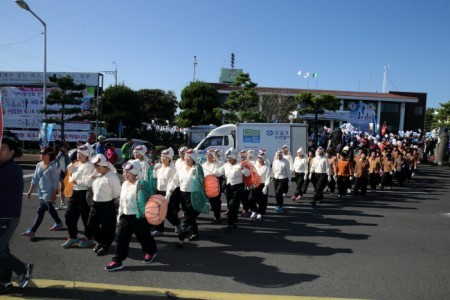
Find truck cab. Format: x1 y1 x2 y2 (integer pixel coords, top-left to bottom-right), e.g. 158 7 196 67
194 124 236 154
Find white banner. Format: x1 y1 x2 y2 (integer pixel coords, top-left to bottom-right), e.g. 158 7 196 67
10 129 91 142
0 71 99 86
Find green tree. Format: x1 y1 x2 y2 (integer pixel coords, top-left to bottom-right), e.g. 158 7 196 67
223 73 263 123
101 84 142 136
424 107 438 132
45 75 86 141
260 93 299 123
295 91 341 146
137 89 178 124
178 81 222 128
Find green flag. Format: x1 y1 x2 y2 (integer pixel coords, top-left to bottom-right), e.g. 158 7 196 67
312 73 318 78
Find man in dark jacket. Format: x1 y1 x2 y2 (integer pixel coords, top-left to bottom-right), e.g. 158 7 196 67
0 131 33 291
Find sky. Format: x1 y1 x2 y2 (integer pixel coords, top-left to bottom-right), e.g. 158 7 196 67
1 0 449 108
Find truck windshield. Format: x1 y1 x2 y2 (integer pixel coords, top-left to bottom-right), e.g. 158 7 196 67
198 136 223 150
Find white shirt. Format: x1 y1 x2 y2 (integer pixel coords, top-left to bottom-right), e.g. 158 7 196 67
132 158 150 181
202 160 222 176
310 156 331 175
67 161 95 190
255 162 271 186
92 171 121 202
271 158 292 180
169 165 197 193
153 164 176 192
216 162 251 185
175 158 186 172
293 156 308 174
283 153 294 172
118 180 138 215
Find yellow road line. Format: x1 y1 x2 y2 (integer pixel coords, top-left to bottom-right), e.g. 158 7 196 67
3 279 366 300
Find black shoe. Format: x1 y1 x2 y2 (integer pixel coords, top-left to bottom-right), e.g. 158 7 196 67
18 263 33 288
96 246 109 256
175 241 183 248
211 218 222 224
0 282 13 292
188 234 198 241
93 243 102 253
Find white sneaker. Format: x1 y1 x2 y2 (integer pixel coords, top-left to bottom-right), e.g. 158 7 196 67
256 214 262 220
250 212 257 219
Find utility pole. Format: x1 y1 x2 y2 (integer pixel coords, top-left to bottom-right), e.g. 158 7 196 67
382 64 389 93
193 56 198 82
102 62 118 86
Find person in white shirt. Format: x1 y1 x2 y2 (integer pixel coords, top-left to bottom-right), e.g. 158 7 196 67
272 150 291 213
104 160 157 272
85 154 121 256
202 149 223 224
151 148 181 236
131 145 150 181
249 153 271 220
62 145 96 249
166 149 201 248
238 150 251 217
309 146 332 208
215 147 251 233
281 144 294 173
292 147 308 201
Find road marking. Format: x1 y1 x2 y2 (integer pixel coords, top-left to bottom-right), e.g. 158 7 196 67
2 279 363 300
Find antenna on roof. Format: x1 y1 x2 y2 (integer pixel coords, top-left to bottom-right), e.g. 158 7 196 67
193 56 198 82
231 52 235 69
382 63 390 93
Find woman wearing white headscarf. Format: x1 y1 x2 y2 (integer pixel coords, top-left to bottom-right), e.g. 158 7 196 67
292 147 308 201
202 149 223 224
132 145 150 181
85 154 121 256
309 147 331 208
151 148 181 236
249 153 271 220
271 150 291 213
104 160 157 271
62 145 96 249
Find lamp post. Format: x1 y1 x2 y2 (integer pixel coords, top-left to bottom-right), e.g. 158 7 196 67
15 0 47 117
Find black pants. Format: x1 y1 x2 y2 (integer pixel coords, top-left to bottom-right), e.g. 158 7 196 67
337 176 351 196
241 188 250 211
0 218 26 283
153 190 181 232
381 172 393 187
65 189 91 239
225 183 244 226
312 173 328 201
327 177 336 193
86 200 116 247
274 178 288 206
294 172 305 197
179 191 200 241
369 173 380 189
30 199 62 233
208 195 222 219
113 214 156 262
353 176 368 196
249 184 268 215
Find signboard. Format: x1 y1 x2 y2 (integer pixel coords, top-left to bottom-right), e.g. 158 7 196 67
1 87 94 129
0 71 99 86
347 102 377 133
10 129 90 142
237 123 291 160
300 110 350 121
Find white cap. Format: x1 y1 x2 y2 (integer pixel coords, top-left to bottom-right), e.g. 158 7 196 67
297 147 304 155
133 145 147 157
122 160 141 175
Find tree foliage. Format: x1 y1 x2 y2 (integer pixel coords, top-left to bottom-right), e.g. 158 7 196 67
178 81 222 128
137 89 178 124
224 73 263 123
101 84 142 136
295 91 341 145
45 75 86 140
260 93 299 123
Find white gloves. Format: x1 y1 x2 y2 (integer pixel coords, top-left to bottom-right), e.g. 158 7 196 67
309 173 312 180
333 174 337 180
304 174 308 180
349 176 354 181
328 175 332 182
262 185 268 195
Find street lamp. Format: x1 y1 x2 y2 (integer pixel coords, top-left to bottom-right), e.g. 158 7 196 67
15 0 47 117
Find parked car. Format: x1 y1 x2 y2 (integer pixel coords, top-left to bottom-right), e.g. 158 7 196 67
103 138 156 167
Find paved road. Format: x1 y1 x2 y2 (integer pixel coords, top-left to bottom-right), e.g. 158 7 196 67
4 164 450 299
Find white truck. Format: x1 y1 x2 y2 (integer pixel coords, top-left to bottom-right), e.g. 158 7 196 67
194 123 308 162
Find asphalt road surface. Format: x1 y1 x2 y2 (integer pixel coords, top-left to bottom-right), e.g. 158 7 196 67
3 163 450 300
